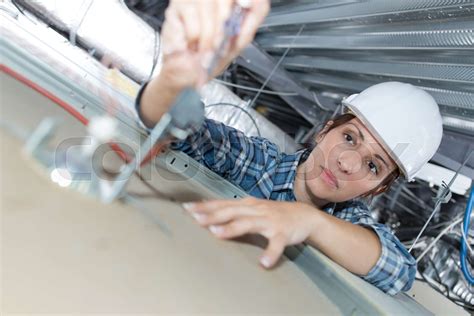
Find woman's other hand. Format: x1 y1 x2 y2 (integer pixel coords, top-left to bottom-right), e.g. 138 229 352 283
183 197 318 268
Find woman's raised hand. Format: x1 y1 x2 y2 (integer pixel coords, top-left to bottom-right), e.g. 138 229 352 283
160 0 270 89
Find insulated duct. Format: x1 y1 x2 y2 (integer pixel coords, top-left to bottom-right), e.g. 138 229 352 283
14 0 163 82
6 0 297 152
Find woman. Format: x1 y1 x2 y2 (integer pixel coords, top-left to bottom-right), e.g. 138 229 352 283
136 0 443 295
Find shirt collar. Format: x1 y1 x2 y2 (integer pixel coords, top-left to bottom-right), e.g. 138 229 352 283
271 149 364 214
272 148 312 193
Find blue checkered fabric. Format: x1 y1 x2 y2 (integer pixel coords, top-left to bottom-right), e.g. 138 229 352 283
135 86 416 295
169 119 416 295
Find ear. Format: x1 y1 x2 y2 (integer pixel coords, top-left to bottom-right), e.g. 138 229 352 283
315 120 334 143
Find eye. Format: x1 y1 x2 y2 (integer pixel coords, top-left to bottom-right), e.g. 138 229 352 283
368 161 379 175
344 133 355 145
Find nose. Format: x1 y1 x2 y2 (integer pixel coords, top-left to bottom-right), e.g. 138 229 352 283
337 150 362 174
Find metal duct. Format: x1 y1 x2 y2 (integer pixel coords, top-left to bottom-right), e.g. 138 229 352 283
263 0 474 27
201 82 298 153
5 0 296 152
15 0 162 83
1 5 144 150
254 0 474 135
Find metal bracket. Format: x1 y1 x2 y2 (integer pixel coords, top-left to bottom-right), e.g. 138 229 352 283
102 88 205 203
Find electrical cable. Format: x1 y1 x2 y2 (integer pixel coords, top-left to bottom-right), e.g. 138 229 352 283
416 273 474 311
460 187 474 285
416 216 464 263
10 0 37 24
418 255 474 309
205 102 261 137
70 0 94 46
11 0 26 16
449 252 473 292
312 91 332 112
1 64 138 161
460 220 473 255
426 256 452 299
409 185 450 253
402 230 473 262
213 79 298 96
3 64 171 203
248 24 306 109
409 150 474 253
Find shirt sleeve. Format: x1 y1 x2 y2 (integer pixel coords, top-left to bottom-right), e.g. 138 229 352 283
169 118 282 195
133 82 282 196
332 202 417 295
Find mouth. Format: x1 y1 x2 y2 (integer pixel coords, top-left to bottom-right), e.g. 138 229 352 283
320 166 339 189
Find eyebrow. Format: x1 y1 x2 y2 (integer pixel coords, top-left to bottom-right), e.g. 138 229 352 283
375 154 389 168
347 123 389 168
347 123 364 141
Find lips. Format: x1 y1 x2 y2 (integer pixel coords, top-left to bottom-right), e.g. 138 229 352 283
321 166 339 189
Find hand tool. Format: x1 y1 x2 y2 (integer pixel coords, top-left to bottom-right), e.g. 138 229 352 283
206 1 250 77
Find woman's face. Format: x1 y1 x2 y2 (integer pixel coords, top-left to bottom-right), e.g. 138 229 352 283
300 117 398 203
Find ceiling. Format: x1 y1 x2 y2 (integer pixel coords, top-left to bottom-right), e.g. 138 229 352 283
12 0 474 178
239 0 474 177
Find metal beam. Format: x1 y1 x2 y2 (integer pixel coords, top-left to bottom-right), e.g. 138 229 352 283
259 34 473 51
263 0 474 27
283 56 474 87
297 72 474 111
237 43 332 125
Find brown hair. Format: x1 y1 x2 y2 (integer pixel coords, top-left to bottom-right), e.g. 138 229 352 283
318 113 401 197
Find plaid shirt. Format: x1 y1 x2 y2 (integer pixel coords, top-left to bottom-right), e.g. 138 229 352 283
135 89 416 295
169 119 417 295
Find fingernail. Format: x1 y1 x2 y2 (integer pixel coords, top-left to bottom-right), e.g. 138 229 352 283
192 213 206 223
237 0 252 9
182 203 195 211
260 256 271 268
209 225 223 235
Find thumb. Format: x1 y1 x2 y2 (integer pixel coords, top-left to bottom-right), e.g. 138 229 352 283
259 234 287 269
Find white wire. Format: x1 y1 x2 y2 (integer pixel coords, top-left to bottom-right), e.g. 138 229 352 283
409 196 445 253
70 0 94 46
416 216 464 263
312 91 332 111
248 24 306 109
409 150 473 253
213 79 298 96
403 236 427 249
460 215 474 255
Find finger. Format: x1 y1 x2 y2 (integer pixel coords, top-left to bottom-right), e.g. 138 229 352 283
215 0 233 48
260 233 287 268
183 199 246 213
235 0 270 51
217 0 233 21
198 0 216 52
191 205 262 226
177 5 201 47
209 217 266 239
162 9 187 56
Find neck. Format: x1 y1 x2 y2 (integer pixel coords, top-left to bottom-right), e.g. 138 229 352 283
294 162 331 209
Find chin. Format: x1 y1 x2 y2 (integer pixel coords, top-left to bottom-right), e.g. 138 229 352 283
305 175 359 204
305 174 337 201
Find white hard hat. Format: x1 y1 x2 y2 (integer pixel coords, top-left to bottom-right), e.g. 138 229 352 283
342 82 443 182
